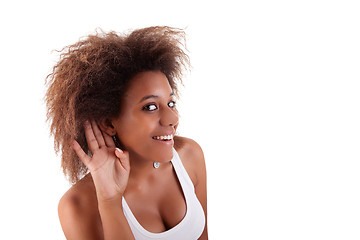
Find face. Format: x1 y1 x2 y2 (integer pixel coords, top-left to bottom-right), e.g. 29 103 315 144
111 71 179 163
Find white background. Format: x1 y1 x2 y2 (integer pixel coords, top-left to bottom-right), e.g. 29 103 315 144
1 0 359 239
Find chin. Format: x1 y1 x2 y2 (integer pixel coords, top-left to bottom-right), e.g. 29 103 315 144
151 146 174 163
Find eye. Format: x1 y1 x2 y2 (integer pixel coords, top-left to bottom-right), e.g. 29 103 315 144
168 100 176 108
143 104 158 111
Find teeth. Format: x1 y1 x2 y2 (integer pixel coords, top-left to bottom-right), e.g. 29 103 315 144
153 135 173 140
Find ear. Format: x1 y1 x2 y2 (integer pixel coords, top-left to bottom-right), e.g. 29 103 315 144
99 119 116 136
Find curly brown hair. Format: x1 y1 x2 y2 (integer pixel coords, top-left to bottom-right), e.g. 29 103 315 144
45 26 190 184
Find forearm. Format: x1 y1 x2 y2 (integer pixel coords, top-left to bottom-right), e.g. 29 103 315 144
98 197 135 240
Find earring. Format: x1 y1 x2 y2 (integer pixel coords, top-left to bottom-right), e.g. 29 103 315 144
112 135 120 147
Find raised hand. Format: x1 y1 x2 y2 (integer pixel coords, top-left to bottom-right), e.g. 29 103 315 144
72 120 130 201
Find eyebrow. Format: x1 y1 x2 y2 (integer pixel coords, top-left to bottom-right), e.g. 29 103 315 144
138 93 175 103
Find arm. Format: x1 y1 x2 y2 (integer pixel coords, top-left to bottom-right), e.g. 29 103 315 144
70 120 135 240
97 196 134 240
193 142 209 240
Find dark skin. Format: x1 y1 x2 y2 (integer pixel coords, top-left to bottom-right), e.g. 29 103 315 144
58 71 208 239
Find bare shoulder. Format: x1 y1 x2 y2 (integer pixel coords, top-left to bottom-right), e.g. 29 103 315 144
58 174 103 239
174 136 205 162
174 136 206 186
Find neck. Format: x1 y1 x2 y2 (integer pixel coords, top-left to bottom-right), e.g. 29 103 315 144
127 151 170 179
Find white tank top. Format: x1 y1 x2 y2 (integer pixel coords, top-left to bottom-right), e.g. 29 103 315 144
122 148 206 240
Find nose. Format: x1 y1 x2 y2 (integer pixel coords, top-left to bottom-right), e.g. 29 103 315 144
159 106 179 127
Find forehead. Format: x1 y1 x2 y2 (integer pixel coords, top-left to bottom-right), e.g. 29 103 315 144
124 71 173 101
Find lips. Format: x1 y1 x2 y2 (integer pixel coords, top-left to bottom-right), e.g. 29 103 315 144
152 134 174 141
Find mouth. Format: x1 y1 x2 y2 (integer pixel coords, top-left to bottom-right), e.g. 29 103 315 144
152 134 174 141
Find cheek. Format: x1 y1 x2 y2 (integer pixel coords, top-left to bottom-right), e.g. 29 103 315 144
115 115 156 148
115 115 174 162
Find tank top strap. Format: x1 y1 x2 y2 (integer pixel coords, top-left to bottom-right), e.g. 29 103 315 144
171 148 195 192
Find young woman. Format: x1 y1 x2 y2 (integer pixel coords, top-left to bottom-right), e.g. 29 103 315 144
45 26 208 240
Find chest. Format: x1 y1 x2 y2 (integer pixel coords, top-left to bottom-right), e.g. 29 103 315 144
124 167 187 233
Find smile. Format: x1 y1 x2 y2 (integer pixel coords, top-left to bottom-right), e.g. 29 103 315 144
152 135 173 141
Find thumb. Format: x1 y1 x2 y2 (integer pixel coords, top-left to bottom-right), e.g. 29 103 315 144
115 148 130 171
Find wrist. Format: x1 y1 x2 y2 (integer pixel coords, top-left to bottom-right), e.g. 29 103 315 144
97 192 124 207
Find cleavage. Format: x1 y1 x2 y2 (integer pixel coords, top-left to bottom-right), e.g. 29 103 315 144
124 167 187 233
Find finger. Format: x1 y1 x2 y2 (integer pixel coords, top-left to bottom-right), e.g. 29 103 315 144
103 132 116 148
84 120 99 151
72 140 91 167
90 120 106 147
115 148 130 171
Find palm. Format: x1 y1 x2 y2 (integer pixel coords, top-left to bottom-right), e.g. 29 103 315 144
72 121 130 200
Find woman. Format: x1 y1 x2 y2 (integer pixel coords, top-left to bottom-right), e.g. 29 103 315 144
45 26 208 240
